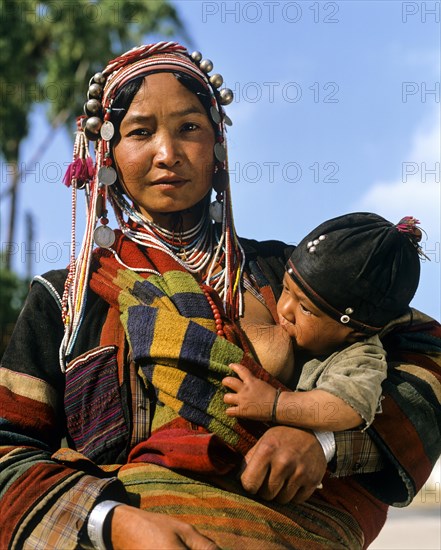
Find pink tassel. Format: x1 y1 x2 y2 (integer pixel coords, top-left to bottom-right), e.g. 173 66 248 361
77 157 94 181
63 159 81 187
63 158 94 187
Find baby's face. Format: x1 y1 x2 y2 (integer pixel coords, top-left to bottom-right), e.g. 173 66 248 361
277 273 354 356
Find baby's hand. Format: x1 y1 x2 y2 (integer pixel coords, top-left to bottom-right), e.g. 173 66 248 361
222 363 278 422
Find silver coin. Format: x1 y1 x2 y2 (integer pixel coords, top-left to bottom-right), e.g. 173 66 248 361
209 200 223 223
214 142 226 162
210 106 221 124
95 194 104 218
224 114 233 126
94 225 115 248
98 166 117 186
100 120 115 141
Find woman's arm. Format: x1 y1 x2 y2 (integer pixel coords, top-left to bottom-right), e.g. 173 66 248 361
110 505 219 550
0 273 125 548
357 311 441 505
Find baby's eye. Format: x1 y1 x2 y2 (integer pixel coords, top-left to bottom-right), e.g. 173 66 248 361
300 303 313 315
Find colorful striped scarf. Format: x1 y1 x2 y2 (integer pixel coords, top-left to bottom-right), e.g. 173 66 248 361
90 231 284 474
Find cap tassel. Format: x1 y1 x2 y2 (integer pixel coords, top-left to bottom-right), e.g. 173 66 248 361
395 216 430 260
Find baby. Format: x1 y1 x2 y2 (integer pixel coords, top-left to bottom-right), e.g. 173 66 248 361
223 212 424 432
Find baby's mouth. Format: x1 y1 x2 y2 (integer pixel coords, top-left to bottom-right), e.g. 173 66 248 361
278 315 293 328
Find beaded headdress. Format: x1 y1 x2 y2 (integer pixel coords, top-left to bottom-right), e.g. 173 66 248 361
61 42 242 364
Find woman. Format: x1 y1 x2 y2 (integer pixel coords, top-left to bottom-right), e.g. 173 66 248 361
0 42 440 550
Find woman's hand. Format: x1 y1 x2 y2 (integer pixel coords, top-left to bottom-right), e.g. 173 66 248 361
111 505 219 550
240 426 327 504
222 363 277 421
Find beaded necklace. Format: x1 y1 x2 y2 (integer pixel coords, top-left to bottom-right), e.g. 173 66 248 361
110 186 229 295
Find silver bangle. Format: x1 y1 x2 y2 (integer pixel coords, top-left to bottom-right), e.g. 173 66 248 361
87 500 122 550
314 430 336 463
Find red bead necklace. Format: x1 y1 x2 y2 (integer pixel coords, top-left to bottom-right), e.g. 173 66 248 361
201 286 225 337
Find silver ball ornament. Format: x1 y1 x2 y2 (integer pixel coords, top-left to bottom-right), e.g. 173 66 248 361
191 51 202 62
219 88 234 105
209 73 223 88
88 83 103 99
93 72 106 85
84 99 102 115
84 128 100 142
199 58 214 73
85 116 103 134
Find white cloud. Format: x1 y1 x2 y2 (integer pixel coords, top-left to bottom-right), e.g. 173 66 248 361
353 116 440 320
354 116 440 240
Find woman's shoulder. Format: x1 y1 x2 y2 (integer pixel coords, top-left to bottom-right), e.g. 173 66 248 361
239 237 294 299
239 236 294 262
31 268 104 316
31 269 69 302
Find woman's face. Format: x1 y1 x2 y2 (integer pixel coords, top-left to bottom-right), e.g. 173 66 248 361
113 73 215 229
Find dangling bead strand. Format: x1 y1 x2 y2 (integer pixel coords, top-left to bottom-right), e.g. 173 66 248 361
202 286 225 337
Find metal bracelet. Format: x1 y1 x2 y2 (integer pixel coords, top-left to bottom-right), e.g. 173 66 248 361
271 388 282 423
87 500 122 550
313 430 336 463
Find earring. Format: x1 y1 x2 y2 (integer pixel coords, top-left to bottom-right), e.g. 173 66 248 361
209 193 223 223
210 167 229 223
93 184 115 248
94 208 116 248
213 168 229 193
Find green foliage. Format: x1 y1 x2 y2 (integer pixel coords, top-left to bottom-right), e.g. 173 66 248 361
0 0 185 347
0 0 45 159
0 265 29 357
0 0 184 160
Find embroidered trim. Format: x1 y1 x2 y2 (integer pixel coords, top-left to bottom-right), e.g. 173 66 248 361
32 275 63 311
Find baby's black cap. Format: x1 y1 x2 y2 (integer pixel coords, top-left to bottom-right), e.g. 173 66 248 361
287 212 423 334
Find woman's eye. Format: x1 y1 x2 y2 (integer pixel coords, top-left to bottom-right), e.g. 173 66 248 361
129 128 152 137
181 122 199 132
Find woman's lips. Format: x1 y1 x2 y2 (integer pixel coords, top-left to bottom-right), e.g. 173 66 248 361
150 176 189 186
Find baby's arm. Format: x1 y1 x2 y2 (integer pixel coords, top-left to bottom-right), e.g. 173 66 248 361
224 336 387 430
274 388 363 430
223 363 279 421
222 365 362 429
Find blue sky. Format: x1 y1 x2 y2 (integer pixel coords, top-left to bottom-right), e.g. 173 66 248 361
1 0 440 320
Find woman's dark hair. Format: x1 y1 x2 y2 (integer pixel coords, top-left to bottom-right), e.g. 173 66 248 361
110 71 216 136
